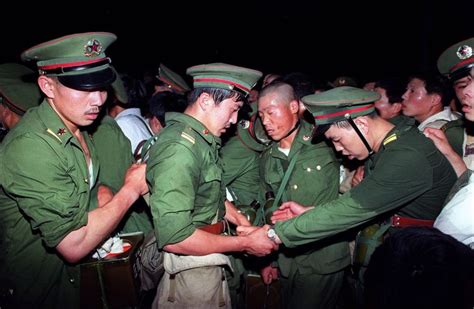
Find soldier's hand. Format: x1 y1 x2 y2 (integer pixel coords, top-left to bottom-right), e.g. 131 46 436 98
97 184 114 207
351 165 365 187
423 128 452 156
124 163 149 196
224 200 251 226
261 264 278 284
243 225 278 256
271 201 314 223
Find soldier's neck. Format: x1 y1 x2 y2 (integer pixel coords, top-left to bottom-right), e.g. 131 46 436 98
279 120 300 149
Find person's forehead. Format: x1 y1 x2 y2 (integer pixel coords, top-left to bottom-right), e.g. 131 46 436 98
258 97 285 112
374 87 387 96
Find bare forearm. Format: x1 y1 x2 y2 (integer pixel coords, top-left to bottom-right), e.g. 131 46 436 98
164 225 277 257
56 186 140 263
445 151 467 177
164 229 246 256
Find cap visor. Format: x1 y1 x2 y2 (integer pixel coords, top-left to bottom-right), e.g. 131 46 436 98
58 67 116 91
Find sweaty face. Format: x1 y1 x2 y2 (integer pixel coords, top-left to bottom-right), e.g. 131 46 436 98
325 124 369 160
50 79 107 129
258 93 298 142
453 68 474 121
207 97 242 136
401 78 433 122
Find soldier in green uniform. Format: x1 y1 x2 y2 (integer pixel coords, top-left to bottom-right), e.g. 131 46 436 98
146 63 278 308
221 114 270 207
220 114 271 307
242 86 457 305
424 37 474 174
257 81 350 309
0 32 148 308
88 74 153 234
0 63 42 141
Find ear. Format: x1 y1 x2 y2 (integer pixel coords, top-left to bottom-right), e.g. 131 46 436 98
37 76 56 99
149 116 163 134
289 99 300 114
430 93 442 107
392 102 403 114
353 116 370 134
196 92 212 111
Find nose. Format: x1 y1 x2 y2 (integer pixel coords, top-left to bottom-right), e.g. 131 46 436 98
229 111 238 125
91 90 108 106
332 142 344 152
462 83 474 98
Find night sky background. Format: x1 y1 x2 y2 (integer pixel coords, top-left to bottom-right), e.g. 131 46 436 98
1 1 474 86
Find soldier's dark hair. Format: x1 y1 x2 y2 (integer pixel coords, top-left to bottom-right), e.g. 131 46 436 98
281 72 315 100
188 87 247 105
374 77 406 104
148 92 187 127
365 227 474 309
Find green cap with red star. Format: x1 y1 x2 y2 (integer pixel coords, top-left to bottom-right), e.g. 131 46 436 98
21 32 117 91
437 37 474 81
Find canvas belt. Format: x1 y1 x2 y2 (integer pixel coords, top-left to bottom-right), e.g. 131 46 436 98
391 214 434 228
198 221 225 235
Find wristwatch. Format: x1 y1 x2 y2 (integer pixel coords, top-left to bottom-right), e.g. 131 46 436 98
267 225 277 242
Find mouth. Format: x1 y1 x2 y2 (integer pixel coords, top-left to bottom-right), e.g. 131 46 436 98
85 112 99 120
265 128 275 135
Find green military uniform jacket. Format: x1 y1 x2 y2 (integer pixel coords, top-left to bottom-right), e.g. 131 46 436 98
0 101 96 308
443 118 465 157
146 112 225 248
89 114 153 234
220 134 261 206
276 121 457 247
260 121 350 276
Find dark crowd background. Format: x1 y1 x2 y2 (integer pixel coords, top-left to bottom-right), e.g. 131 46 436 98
1 0 474 84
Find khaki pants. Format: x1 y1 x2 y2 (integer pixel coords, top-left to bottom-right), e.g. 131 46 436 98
153 252 232 308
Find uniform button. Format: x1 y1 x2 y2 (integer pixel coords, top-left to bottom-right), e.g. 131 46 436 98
69 278 75 284
316 165 321 170
84 178 89 183
306 167 312 172
293 184 298 190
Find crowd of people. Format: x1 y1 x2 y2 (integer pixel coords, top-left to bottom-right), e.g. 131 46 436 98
0 31 473 309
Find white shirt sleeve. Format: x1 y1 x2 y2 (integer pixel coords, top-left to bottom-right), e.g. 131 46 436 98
434 174 474 248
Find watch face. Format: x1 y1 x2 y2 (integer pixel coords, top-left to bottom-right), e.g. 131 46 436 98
267 229 276 239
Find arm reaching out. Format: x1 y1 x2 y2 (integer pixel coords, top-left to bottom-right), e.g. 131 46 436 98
271 201 314 223
424 128 467 177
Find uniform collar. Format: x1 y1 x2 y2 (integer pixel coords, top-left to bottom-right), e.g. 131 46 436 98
269 120 314 159
166 112 221 145
380 119 414 151
37 100 74 146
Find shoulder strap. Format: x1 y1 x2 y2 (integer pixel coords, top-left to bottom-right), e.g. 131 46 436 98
269 151 300 214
